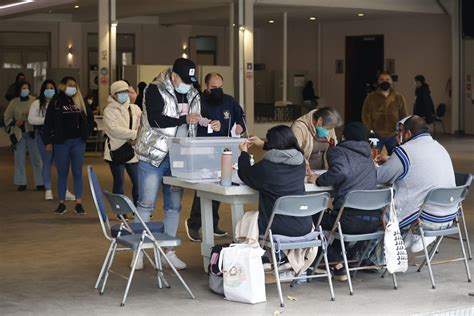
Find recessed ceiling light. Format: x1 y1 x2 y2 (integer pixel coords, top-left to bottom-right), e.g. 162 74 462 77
268 20 274 24
309 17 316 21
74 5 79 9
357 13 364 17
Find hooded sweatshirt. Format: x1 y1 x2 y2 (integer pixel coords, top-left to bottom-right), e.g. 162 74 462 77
316 141 378 210
238 149 312 236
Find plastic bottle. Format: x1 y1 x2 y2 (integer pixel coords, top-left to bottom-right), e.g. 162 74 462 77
250 154 255 166
220 148 233 186
369 133 380 160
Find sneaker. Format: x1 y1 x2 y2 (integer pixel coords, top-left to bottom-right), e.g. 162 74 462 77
74 204 86 215
65 190 76 201
45 190 53 200
185 218 201 242
54 203 67 215
214 226 228 237
163 251 187 270
36 185 46 191
279 270 295 282
131 251 144 271
411 236 436 253
331 265 348 282
17 185 27 191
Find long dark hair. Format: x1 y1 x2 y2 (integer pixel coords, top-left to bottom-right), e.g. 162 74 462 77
38 79 57 113
265 125 304 154
16 80 31 94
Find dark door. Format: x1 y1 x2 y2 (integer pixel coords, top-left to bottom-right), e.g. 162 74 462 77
345 35 384 123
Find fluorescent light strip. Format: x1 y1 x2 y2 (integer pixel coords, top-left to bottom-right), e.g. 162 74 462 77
0 0 34 10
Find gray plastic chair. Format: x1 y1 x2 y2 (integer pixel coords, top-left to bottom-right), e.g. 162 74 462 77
260 192 334 307
412 185 472 289
326 188 397 295
455 173 472 259
102 191 195 306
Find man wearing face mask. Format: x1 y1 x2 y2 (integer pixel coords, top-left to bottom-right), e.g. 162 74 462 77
134 58 208 270
184 72 245 242
362 71 408 155
375 116 456 253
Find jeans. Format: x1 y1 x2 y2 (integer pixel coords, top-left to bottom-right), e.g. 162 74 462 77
14 133 43 186
36 131 53 190
377 135 398 155
108 161 139 205
54 138 86 201
136 157 183 237
188 191 220 230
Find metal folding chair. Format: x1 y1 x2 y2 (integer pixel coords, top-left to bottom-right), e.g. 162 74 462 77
102 191 195 306
412 185 472 289
87 165 165 293
260 192 335 307
454 173 472 259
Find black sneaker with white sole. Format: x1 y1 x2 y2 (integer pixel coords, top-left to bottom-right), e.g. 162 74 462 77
74 203 86 215
331 265 348 281
184 218 201 242
214 227 228 237
54 203 67 215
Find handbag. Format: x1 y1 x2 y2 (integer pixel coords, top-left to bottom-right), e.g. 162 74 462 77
383 189 408 273
218 243 266 304
208 243 230 295
108 106 135 164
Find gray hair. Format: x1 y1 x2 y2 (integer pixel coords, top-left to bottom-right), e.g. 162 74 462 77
312 107 343 128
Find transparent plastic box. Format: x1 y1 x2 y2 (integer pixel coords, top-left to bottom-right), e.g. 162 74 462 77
168 137 243 180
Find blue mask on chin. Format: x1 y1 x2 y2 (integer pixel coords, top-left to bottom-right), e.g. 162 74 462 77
315 127 330 138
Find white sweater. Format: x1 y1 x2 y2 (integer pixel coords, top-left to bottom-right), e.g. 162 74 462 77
103 96 142 163
28 99 49 126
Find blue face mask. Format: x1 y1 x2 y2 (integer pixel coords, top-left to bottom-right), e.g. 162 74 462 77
315 127 330 138
175 83 192 94
44 89 55 99
117 92 129 104
20 89 30 98
65 86 77 97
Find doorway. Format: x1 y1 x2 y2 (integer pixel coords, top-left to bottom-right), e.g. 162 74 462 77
345 35 384 123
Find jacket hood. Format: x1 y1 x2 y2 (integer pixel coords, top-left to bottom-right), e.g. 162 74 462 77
107 95 130 109
338 140 372 157
263 149 305 166
294 110 317 138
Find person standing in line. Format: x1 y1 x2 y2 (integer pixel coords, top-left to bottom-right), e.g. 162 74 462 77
43 76 93 215
413 75 435 124
4 72 26 102
4 80 44 191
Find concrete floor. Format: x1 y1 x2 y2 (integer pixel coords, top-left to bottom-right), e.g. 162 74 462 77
1 136 473 315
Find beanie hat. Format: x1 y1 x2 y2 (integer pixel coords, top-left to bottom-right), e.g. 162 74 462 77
343 122 369 142
110 80 129 95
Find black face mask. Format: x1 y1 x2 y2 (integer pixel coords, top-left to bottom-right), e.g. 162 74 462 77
379 81 391 91
208 87 224 105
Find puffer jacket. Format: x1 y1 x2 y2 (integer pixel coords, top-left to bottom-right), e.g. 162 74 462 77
135 68 201 167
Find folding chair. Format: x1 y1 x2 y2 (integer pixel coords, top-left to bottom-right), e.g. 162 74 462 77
87 165 164 292
260 192 335 307
326 188 397 295
454 173 472 259
412 185 472 289
102 191 195 306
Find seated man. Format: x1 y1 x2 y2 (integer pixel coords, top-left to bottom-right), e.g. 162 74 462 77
375 115 456 252
308 122 379 281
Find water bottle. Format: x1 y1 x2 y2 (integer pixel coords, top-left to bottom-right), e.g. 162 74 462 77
368 130 380 160
250 154 255 166
220 148 233 186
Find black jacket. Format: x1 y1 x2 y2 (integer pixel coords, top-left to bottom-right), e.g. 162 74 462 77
43 92 93 145
316 141 377 210
197 93 245 137
414 84 435 124
237 151 312 236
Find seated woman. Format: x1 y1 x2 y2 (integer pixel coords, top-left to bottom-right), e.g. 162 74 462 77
238 125 311 237
308 122 380 281
291 107 343 170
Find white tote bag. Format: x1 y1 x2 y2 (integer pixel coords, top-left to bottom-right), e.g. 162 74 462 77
384 190 408 273
218 243 266 304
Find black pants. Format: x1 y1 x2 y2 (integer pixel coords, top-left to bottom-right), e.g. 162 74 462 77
108 161 139 206
188 191 220 230
316 208 382 262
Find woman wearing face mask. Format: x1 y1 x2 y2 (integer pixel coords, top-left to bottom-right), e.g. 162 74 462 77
291 107 342 170
103 81 142 212
4 81 44 191
43 76 93 215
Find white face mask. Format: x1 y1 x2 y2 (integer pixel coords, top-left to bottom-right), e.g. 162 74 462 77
175 82 191 94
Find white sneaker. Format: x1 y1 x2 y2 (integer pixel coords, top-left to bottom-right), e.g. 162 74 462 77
279 270 295 282
162 251 187 270
45 190 53 200
411 236 436 253
65 190 75 201
131 251 144 271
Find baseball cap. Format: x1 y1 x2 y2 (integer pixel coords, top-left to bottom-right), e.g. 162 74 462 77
172 58 197 84
396 115 412 132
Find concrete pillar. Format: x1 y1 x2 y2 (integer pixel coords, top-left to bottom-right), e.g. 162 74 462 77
110 0 117 83
98 0 110 113
243 0 254 134
229 2 234 69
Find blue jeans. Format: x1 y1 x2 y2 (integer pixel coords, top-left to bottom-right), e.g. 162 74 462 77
36 131 53 190
54 138 86 201
14 133 43 186
108 162 139 205
377 135 398 155
136 157 183 237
